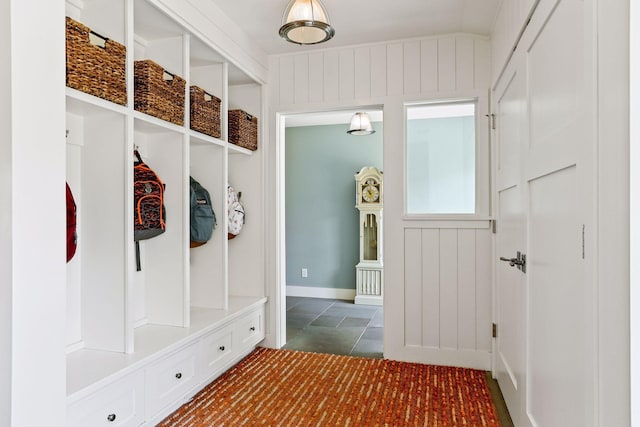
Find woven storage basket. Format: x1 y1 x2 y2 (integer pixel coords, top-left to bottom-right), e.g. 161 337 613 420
65 17 127 105
134 60 185 126
228 110 258 151
190 86 221 138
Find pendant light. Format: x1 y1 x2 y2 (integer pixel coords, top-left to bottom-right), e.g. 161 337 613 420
279 0 335 45
347 112 376 135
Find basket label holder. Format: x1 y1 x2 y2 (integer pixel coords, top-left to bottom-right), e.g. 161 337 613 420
89 31 107 49
163 70 175 82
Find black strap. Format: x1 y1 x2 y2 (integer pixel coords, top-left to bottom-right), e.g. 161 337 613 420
134 149 143 272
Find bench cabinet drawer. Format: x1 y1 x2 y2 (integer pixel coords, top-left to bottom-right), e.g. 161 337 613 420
200 327 234 379
67 370 145 427
236 308 265 349
146 342 198 415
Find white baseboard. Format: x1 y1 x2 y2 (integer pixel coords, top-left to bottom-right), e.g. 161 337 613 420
355 295 383 306
133 317 148 329
65 340 84 354
286 285 356 300
385 346 492 371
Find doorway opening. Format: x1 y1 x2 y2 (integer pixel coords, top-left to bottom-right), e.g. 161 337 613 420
277 108 384 358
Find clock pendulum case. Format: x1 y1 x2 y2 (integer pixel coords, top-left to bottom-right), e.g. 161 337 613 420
354 166 383 306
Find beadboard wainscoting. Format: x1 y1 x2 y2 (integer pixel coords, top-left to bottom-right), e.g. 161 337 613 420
400 224 492 369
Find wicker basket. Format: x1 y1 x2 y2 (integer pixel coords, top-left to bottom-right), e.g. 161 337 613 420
65 17 127 105
134 60 185 126
228 110 258 151
190 86 221 138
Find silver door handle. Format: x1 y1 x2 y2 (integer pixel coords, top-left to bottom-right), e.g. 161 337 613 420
500 257 522 267
499 252 526 273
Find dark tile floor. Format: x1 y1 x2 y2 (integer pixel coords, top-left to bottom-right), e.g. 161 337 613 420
283 296 383 358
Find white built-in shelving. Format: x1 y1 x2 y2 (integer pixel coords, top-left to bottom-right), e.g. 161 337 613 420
64 0 266 422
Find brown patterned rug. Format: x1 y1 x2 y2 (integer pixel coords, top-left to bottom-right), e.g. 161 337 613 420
159 347 500 426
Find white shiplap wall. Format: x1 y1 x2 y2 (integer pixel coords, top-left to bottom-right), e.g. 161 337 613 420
270 35 491 106
267 34 493 369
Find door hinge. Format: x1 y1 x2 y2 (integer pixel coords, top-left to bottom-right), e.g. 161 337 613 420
485 113 496 130
492 323 497 338
491 219 497 234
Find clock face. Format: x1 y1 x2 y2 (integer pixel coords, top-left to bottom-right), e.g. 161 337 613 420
362 184 379 203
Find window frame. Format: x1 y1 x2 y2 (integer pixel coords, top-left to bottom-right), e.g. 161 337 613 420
403 96 490 220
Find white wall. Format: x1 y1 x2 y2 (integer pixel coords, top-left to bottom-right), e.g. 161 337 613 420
152 0 268 84
597 0 631 425
228 84 266 299
0 1 11 424
632 0 640 421
7 0 67 425
266 34 493 368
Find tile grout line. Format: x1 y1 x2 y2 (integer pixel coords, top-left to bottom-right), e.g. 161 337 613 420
307 300 338 328
347 327 370 356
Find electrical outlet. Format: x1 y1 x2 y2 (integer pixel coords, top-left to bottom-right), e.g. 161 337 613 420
301 268 308 278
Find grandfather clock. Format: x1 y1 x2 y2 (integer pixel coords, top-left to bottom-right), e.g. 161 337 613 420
354 166 383 306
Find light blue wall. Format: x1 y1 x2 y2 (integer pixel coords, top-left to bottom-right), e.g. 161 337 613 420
286 122 383 290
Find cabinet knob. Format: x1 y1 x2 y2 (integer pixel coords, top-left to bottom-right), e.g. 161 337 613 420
107 414 116 422
250 326 256 331
175 372 182 379
219 345 225 351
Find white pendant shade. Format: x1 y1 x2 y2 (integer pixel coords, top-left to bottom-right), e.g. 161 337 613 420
348 112 376 135
279 0 335 45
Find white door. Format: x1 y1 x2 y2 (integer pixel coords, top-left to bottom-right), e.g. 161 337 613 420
494 58 527 424
522 0 596 424
494 0 597 425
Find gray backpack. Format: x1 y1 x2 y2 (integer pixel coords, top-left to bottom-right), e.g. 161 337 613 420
190 176 216 248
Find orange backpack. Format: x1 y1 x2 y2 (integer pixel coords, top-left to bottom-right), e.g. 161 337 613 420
134 150 166 270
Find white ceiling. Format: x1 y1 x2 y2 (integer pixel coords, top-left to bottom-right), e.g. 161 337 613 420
208 0 501 55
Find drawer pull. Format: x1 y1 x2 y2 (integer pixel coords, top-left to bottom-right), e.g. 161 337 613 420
107 413 116 422
219 345 225 351
250 326 256 331
175 372 182 379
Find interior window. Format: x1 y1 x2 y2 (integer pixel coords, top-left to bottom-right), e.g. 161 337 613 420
406 101 476 214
